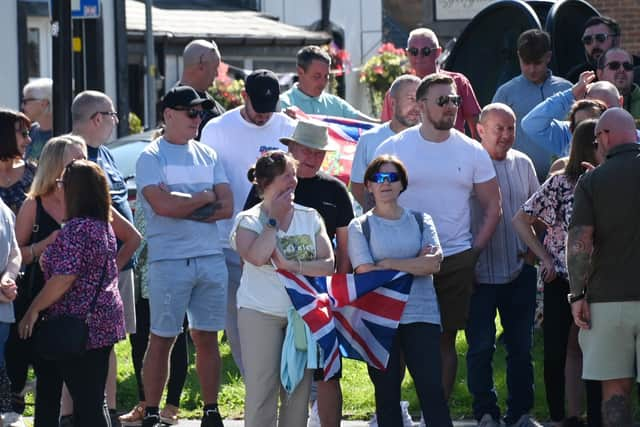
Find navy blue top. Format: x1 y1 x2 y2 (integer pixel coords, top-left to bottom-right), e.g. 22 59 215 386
88 145 135 270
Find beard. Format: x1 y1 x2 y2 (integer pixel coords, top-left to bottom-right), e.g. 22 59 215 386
395 113 420 128
429 113 456 130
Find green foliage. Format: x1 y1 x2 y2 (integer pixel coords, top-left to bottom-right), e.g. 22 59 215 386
129 112 144 134
359 43 409 115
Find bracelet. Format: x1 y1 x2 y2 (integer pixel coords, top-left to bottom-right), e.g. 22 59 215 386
29 244 37 262
297 259 302 274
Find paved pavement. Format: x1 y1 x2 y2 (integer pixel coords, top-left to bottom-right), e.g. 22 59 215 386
147 420 479 426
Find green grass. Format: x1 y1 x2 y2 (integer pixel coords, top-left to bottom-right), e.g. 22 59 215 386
107 322 550 421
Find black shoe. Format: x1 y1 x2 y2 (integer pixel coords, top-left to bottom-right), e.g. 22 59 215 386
562 416 587 427
201 408 224 427
141 414 161 427
109 409 121 427
59 414 74 427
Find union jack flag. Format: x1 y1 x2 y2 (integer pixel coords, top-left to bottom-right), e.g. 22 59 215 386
276 269 413 380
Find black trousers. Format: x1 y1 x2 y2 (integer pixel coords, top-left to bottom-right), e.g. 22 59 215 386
543 277 602 425
129 297 188 406
368 322 452 427
34 346 112 427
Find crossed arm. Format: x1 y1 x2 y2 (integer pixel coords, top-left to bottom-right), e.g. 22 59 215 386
142 182 233 222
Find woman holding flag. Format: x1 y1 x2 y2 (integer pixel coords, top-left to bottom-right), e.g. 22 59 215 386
348 154 452 427
230 150 335 427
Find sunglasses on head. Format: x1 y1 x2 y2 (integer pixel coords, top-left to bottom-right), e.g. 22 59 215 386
174 108 204 119
581 32 615 45
407 47 434 57
370 172 400 184
605 61 633 71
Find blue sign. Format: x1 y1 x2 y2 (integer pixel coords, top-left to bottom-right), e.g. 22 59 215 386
71 0 101 19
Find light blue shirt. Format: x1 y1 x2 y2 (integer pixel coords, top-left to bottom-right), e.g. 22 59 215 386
0 200 17 323
136 137 228 263
493 71 571 178
348 209 441 325
351 122 395 184
280 84 362 119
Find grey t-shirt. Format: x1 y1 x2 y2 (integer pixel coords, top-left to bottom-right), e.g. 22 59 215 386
136 137 228 263
0 200 17 323
347 209 441 325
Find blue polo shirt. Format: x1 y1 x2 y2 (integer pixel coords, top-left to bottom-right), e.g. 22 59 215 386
493 71 571 178
88 145 135 270
280 84 362 119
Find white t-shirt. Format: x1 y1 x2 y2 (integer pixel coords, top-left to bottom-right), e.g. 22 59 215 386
351 122 395 184
230 203 324 317
374 127 496 256
200 107 296 248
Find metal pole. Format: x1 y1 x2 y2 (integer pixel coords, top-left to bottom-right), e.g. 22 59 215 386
144 0 156 128
51 0 73 135
114 0 130 136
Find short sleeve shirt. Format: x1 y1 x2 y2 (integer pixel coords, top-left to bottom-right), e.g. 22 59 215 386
351 122 395 184
136 137 229 262
280 84 362 119
42 217 125 349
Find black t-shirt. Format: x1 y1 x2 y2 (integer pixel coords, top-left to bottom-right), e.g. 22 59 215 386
243 172 354 240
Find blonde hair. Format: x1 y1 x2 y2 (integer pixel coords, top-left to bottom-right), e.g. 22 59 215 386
28 135 87 197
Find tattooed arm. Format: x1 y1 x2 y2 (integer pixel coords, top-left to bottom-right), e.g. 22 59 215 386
566 224 594 329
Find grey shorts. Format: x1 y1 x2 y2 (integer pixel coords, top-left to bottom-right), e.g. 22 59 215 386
118 269 137 334
579 301 640 381
148 254 228 337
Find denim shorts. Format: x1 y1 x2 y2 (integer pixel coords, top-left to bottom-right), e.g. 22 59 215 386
148 254 228 337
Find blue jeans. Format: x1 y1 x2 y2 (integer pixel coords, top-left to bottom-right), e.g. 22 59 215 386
465 265 537 424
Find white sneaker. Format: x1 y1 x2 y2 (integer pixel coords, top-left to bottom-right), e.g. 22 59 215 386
307 401 321 427
3 412 26 427
400 401 413 427
367 402 413 427
478 413 501 427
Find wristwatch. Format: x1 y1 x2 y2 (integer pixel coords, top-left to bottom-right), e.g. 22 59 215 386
567 291 586 304
265 218 278 229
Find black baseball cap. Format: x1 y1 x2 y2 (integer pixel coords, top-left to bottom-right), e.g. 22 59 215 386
245 70 280 113
162 86 214 110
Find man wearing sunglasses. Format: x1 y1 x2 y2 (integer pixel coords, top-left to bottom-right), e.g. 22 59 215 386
136 85 233 427
176 39 226 140
492 29 571 179
566 16 640 86
379 28 481 139
21 78 53 162
200 69 295 378
375 73 501 403
596 48 640 121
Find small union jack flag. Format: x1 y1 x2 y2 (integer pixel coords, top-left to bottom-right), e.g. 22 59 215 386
276 269 413 380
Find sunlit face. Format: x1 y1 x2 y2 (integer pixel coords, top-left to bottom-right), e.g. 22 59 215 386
597 50 634 96
392 82 420 128
14 122 31 156
263 161 298 201
21 92 48 122
200 51 220 88
419 83 458 131
288 142 326 179
478 110 516 160
166 105 203 142
365 162 403 205
519 52 551 85
407 35 441 78
583 23 617 64
297 59 330 97
93 100 119 144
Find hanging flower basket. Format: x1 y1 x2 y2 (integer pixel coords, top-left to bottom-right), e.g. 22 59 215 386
359 43 408 116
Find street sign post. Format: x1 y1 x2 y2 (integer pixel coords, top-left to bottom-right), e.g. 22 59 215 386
71 0 100 19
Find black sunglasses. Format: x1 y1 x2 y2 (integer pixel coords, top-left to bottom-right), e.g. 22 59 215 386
407 47 434 57
370 172 400 184
581 33 616 45
422 95 462 107
605 61 633 72
174 108 204 119
90 111 119 119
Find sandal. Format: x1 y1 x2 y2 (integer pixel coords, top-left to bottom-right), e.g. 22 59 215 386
118 402 145 426
160 404 180 425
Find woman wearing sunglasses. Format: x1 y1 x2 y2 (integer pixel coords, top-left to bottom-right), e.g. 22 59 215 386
0 109 36 214
513 119 603 427
348 154 452 427
230 150 334 427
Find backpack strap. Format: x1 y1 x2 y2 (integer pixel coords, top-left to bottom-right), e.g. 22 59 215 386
411 211 424 237
355 213 371 243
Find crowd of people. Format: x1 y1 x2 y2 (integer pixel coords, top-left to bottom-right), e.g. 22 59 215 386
0 14 640 427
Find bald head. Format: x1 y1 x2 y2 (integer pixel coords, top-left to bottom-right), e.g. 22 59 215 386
596 108 638 150
586 80 622 108
479 102 516 124
183 40 220 67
